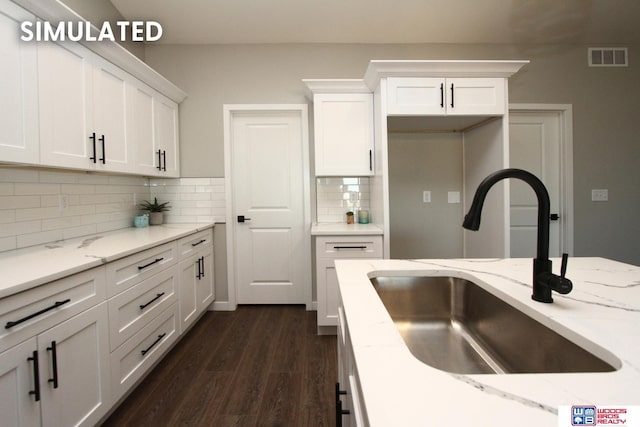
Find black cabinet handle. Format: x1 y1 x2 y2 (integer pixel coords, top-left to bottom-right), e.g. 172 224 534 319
47 341 58 389
139 292 165 310
156 149 162 171
450 83 455 108
162 150 167 171
137 257 164 270
89 132 97 163
335 383 350 427
333 246 367 250
98 135 106 164
141 333 166 356
191 239 206 247
5 299 71 329
27 350 40 402
369 149 372 171
200 256 205 279
440 83 444 107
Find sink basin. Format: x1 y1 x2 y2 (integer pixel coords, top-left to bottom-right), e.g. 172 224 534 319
370 276 619 374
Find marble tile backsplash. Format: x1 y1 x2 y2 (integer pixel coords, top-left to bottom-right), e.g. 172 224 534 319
0 167 150 252
316 177 370 223
150 177 226 224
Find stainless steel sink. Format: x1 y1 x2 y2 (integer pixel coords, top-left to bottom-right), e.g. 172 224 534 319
370 276 619 374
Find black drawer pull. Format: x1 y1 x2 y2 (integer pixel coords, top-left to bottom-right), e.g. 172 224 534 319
139 292 166 310
191 239 206 247
5 299 71 329
27 350 40 402
156 149 162 171
141 333 166 356
47 341 59 389
138 257 164 270
98 134 106 164
333 246 367 250
89 132 97 163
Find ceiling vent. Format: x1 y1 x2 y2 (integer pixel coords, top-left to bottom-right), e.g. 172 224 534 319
588 48 628 67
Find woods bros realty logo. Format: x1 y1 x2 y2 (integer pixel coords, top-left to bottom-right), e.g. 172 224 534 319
20 20 162 42
559 405 640 426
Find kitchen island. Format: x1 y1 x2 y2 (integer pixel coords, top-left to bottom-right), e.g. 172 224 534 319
335 257 640 426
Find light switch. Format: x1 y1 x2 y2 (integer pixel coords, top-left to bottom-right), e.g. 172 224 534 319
592 189 608 202
423 191 431 203
447 191 461 204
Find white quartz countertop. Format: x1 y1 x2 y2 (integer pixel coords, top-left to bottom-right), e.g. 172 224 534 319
311 222 383 235
0 223 215 299
335 257 640 426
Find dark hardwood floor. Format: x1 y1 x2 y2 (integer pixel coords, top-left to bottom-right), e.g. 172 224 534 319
102 305 337 427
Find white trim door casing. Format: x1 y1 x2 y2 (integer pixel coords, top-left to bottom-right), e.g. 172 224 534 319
223 105 312 310
509 104 574 256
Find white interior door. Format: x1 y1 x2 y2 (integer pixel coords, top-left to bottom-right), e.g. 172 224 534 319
227 107 310 306
509 111 564 258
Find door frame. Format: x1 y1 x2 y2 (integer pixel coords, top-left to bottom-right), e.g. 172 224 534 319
509 103 574 256
223 104 312 311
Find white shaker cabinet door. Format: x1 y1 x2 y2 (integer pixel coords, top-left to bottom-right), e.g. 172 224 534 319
92 56 131 173
0 338 41 427
0 1 39 165
155 94 180 177
129 83 159 175
38 40 96 170
313 93 374 176
38 302 111 427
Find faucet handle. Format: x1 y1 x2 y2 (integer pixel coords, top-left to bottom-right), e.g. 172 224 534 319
560 253 569 278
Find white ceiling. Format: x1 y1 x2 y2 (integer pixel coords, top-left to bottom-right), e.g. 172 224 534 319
109 0 640 45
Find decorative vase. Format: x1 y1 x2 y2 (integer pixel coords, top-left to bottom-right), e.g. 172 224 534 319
149 212 164 225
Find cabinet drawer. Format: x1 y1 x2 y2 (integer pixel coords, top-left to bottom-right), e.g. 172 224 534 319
178 228 213 258
106 241 178 297
110 302 179 402
107 266 178 351
316 235 383 259
0 266 106 353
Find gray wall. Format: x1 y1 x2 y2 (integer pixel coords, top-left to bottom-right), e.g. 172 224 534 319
144 43 640 265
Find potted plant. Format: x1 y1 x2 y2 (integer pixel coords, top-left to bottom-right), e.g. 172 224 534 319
139 197 171 225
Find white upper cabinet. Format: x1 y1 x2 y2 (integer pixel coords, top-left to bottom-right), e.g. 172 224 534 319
91 56 131 173
386 77 506 116
312 92 374 176
38 41 133 173
129 83 180 177
155 94 180 177
0 1 39 165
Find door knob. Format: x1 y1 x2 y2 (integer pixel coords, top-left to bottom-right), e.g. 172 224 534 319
550 213 560 221
237 215 251 223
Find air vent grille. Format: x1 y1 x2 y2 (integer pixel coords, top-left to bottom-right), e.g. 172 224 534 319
588 48 628 67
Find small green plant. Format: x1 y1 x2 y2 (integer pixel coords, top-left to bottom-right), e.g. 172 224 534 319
139 197 171 213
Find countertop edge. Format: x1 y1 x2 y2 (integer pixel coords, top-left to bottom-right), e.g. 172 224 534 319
0 223 215 299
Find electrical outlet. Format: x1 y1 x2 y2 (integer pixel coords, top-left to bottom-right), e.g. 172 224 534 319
423 191 431 203
447 191 461 204
59 194 68 211
592 189 608 202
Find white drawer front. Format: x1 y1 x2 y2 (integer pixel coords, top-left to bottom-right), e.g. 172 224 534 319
178 228 213 258
110 302 179 402
107 266 178 351
316 235 383 259
106 241 178 297
0 266 106 353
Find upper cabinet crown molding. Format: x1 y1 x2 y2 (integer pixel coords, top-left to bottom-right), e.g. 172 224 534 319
302 79 371 96
363 60 529 90
11 0 187 103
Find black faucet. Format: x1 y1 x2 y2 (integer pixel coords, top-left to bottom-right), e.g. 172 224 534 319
462 168 572 303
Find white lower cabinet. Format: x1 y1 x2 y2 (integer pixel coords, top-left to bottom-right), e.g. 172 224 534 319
336 305 367 427
109 302 179 402
0 302 111 427
315 235 382 327
0 227 215 425
178 246 214 333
